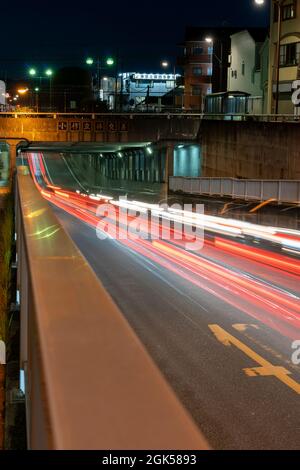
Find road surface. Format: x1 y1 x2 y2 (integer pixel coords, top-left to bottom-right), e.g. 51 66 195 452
25 150 300 449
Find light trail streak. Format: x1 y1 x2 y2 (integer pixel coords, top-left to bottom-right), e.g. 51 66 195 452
26 152 300 339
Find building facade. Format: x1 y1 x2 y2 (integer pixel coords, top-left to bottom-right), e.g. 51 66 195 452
268 0 300 113
178 38 213 110
116 72 181 111
227 29 268 114
0 81 6 111
178 27 241 111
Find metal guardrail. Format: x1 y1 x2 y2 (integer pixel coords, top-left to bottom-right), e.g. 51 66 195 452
169 177 300 205
16 169 208 450
202 113 300 123
0 111 299 122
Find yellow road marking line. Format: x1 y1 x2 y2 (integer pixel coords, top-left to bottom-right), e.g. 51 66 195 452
209 324 300 395
249 198 276 213
232 324 260 332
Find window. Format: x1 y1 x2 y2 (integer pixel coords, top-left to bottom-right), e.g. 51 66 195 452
208 46 213 55
283 2 296 20
136 80 154 88
280 42 300 66
274 2 296 22
241 61 245 76
192 85 202 96
207 67 213 76
193 67 202 76
192 46 203 55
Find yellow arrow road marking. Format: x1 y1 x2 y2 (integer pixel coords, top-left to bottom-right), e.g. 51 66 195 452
232 324 260 332
209 324 300 395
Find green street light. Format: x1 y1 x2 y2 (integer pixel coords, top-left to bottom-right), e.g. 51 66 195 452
86 57 94 65
45 69 53 76
29 68 37 76
34 87 39 92
106 57 115 66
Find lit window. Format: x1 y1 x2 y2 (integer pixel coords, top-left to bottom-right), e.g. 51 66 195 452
274 2 296 22
283 2 296 20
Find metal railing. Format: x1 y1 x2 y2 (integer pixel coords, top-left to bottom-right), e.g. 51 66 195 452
201 113 300 123
169 176 300 205
15 168 208 450
0 111 299 122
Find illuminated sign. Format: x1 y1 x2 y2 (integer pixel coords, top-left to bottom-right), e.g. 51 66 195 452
58 122 67 131
108 121 117 132
56 121 129 132
133 73 177 80
83 122 92 131
120 72 179 80
70 122 80 131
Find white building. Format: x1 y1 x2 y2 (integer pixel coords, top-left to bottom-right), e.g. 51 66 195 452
118 72 181 111
228 29 267 113
0 80 6 110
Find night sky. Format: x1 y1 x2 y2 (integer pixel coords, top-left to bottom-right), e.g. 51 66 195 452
1 0 269 79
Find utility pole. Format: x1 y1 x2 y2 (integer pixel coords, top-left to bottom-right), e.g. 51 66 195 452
146 85 150 112
274 0 284 115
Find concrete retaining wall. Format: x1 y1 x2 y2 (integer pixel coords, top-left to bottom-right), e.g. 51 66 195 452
200 120 300 180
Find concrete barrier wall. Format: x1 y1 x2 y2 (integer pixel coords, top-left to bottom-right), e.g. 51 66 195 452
0 114 200 144
200 120 300 180
2 114 300 182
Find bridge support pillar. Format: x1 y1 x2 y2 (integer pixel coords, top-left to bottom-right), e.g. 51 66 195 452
164 143 174 183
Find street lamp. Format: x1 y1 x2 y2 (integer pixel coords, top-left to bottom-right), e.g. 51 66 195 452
17 88 29 95
254 0 284 114
106 57 115 66
34 87 40 112
86 56 115 99
27 68 54 111
45 69 53 111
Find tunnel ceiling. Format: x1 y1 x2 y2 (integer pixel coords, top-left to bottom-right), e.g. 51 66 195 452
26 142 153 153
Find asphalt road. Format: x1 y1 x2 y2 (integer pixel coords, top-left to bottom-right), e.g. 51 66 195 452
25 150 300 449
52 204 300 450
